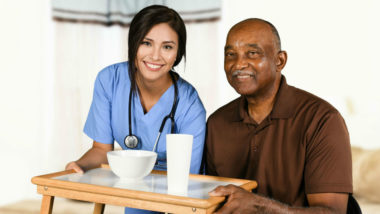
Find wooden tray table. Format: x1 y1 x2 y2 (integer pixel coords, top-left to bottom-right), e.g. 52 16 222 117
31 164 257 214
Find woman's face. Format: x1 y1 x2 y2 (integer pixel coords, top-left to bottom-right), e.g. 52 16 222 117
135 23 178 84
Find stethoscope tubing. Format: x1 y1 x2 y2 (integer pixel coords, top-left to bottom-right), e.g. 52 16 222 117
125 71 178 150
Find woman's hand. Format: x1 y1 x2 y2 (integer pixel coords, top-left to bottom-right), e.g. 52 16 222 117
65 141 113 173
65 161 84 174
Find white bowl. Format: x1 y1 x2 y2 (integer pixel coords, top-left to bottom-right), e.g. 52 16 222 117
107 150 157 180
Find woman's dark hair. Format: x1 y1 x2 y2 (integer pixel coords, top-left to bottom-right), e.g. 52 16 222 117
128 5 187 92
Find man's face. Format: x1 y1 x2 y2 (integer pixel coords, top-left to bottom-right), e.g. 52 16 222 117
224 21 280 97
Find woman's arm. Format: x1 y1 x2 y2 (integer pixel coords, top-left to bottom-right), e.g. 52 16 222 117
65 141 113 173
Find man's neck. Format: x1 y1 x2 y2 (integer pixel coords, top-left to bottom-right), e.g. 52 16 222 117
245 77 281 124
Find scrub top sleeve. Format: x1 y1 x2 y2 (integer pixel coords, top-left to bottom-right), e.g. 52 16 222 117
83 68 114 144
177 92 206 174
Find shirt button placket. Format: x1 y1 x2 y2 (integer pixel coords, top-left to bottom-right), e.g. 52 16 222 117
251 127 258 153
253 145 258 152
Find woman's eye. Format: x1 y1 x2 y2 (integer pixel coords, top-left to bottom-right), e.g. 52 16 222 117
163 45 173 50
141 41 151 46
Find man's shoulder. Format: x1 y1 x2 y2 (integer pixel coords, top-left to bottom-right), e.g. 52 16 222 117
289 85 339 114
208 97 241 124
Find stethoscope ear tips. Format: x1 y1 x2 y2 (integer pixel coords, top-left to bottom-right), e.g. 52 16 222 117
124 135 139 149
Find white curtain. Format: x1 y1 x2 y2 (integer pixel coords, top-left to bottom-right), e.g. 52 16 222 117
52 0 221 24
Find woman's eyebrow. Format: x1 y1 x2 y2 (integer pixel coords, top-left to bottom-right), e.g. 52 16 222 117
142 37 152 41
162 41 176 45
143 37 176 45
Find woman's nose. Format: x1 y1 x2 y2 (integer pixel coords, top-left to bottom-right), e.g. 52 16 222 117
151 46 161 60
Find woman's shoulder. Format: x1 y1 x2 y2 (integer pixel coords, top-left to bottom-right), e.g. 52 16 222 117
176 74 199 99
97 61 129 82
93 61 130 98
176 74 205 112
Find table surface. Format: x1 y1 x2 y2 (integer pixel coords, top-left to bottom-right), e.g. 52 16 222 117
53 167 239 199
32 165 257 212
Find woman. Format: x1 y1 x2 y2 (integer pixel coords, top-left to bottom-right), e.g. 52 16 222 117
65 5 206 213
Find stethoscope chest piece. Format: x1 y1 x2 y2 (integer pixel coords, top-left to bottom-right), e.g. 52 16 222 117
124 135 138 149
124 71 178 149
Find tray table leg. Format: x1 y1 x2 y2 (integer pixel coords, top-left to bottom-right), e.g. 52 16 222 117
40 195 54 214
93 203 105 214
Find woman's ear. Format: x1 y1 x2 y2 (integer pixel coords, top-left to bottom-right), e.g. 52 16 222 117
276 50 287 71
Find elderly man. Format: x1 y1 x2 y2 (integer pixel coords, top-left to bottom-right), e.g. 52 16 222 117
205 18 354 213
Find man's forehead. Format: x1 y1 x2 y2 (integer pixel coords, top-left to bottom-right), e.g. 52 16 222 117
225 21 275 48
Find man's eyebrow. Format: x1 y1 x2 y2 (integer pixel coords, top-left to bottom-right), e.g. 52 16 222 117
247 43 260 49
224 45 232 51
225 44 261 51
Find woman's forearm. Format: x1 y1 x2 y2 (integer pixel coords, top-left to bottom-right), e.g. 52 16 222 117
75 141 113 171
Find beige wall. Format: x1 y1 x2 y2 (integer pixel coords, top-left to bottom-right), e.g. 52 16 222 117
0 0 50 205
0 0 379 206
219 0 380 149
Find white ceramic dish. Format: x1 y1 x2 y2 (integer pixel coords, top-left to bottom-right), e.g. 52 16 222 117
107 150 157 180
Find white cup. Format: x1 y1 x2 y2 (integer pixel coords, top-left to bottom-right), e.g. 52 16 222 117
166 134 193 196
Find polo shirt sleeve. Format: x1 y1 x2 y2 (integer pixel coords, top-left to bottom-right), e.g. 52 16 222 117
205 117 218 176
304 111 353 194
83 67 114 144
176 90 206 174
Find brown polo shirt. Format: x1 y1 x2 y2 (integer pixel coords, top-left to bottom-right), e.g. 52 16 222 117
205 76 352 206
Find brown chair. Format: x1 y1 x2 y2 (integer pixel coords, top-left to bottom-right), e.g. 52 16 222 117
347 194 362 214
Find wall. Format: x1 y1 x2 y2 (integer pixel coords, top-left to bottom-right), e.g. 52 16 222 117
219 0 380 149
0 0 51 205
0 0 379 206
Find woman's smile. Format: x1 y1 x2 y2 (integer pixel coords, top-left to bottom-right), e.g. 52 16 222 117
144 61 164 71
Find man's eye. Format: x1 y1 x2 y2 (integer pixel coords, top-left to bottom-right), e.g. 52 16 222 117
225 52 235 57
248 51 257 56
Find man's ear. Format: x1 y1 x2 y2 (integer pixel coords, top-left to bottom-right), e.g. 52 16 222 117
276 50 287 71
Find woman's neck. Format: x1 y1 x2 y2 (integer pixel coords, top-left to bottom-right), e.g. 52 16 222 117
135 72 173 113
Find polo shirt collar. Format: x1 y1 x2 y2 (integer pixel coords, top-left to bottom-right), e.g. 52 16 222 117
270 75 296 119
235 75 296 123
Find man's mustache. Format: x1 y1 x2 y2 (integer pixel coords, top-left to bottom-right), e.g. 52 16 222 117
232 70 255 77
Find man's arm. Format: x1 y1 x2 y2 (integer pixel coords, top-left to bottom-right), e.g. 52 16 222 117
209 185 348 214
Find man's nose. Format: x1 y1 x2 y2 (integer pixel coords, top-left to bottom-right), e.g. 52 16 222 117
234 55 248 70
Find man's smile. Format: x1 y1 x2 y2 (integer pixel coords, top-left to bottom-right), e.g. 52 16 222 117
232 70 255 81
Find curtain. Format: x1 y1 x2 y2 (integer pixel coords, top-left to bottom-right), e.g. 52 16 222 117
52 0 221 25
47 0 222 169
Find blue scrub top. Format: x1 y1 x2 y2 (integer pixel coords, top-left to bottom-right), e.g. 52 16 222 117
84 61 206 173
84 62 206 214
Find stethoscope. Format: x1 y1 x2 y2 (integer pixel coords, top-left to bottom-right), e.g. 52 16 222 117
124 71 178 151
